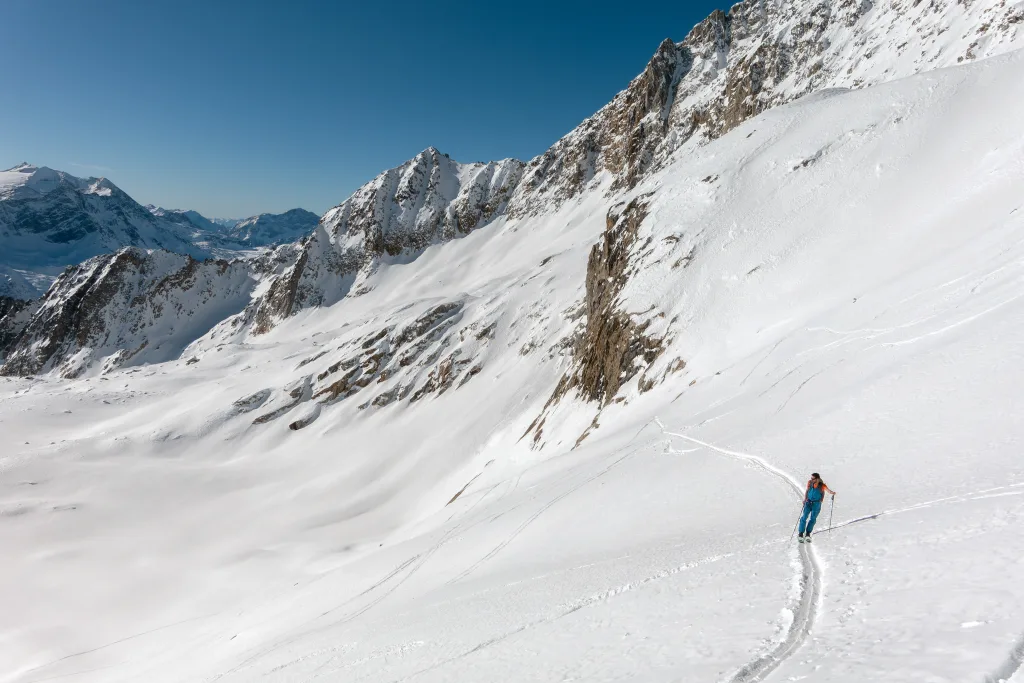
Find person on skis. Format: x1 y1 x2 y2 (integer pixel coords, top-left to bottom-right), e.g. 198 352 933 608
798 472 835 542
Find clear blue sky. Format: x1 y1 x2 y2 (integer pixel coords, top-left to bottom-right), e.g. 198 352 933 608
0 1 722 218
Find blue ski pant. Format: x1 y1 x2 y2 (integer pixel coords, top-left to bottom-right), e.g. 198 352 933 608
798 500 822 535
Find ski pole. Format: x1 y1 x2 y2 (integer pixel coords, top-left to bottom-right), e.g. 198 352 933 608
789 501 803 541
828 494 835 535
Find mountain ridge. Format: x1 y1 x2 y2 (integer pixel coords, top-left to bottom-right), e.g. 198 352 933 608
146 205 320 248
1 0 1021 376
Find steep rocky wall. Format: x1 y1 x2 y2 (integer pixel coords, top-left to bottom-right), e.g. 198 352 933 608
519 195 664 451
573 196 664 404
0 296 39 360
522 196 667 448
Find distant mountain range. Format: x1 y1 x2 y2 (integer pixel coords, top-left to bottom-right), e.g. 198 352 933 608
145 205 320 248
0 163 318 298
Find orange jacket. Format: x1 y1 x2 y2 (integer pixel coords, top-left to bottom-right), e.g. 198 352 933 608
804 479 835 502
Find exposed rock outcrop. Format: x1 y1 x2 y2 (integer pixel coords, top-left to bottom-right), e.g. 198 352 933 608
521 196 667 449
245 299 501 428
537 196 664 412
0 296 39 360
572 196 664 404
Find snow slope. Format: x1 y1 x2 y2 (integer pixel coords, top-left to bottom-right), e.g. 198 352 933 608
2 48 1023 683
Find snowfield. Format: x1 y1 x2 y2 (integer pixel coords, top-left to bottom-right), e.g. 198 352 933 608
2 49 1024 683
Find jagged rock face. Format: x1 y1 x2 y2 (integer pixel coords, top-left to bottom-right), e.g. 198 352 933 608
521 197 669 448
0 248 256 378
506 0 1024 216
532 197 664 417
250 225 352 334
245 148 525 333
573 196 664 404
323 147 524 261
0 296 39 360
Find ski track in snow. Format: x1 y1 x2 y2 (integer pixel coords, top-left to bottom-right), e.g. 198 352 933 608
445 444 642 586
215 489 501 681
314 550 741 683
824 481 1024 683
986 632 1024 683
827 482 1024 534
655 418 822 683
18 613 218 683
286 434 663 680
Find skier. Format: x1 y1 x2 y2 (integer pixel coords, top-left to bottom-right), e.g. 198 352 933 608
797 472 835 542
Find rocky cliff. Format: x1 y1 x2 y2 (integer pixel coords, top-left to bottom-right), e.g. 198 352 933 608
507 0 1023 216
0 296 39 360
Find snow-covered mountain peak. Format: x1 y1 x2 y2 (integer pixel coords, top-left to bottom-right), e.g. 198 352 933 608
0 163 123 201
0 164 66 199
232 149 526 334
210 208 318 249
84 177 116 197
2 162 41 177
0 165 211 290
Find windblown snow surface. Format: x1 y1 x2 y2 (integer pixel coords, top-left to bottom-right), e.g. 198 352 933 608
2 53 1024 683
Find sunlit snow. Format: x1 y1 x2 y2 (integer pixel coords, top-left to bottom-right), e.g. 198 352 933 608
2 49 1023 683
